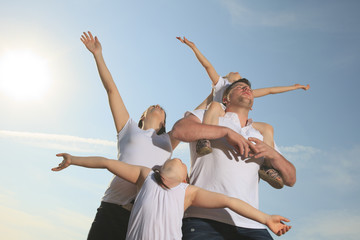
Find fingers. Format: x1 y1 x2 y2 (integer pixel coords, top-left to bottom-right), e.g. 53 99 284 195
176 36 184 43
88 31 94 40
280 217 290 223
248 137 260 144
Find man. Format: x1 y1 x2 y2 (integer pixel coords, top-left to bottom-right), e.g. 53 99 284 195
171 78 296 239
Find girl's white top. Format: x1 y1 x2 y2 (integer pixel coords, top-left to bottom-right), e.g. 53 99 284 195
102 118 172 205
126 171 189 240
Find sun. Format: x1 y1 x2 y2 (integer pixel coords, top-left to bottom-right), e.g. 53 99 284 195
0 50 51 100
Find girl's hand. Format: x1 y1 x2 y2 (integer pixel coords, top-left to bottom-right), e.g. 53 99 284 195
52 153 72 171
266 215 291 236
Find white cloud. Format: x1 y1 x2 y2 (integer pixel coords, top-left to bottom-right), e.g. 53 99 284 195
0 130 116 153
294 209 360 240
220 0 297 27
0 205 91 240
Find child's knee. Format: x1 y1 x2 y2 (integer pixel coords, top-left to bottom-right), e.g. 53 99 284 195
207 101 225 113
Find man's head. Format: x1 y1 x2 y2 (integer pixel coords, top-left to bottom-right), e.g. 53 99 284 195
222 78 253 109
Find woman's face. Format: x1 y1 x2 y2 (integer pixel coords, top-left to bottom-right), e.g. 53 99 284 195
145 105 166 123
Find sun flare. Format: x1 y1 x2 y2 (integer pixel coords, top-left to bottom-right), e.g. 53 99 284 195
0 50 51 100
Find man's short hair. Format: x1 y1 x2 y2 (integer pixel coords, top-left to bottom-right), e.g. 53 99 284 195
222 78 252 105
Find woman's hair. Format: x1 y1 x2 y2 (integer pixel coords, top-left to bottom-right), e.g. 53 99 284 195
153 169 170 189
138 106 167 135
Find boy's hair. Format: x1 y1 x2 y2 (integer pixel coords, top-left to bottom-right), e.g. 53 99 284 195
153 169 170 189
138 107 167 135
222 78 252 105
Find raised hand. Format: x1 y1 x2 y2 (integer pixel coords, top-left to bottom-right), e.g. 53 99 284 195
176 36 196 48
294 83 310 90
80 31 102 55
265 215 291 236
52 153 72 171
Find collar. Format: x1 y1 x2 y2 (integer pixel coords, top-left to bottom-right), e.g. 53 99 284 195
223 111 253 127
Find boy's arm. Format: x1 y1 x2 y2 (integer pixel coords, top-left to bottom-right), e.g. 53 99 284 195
253 84 310 98
185 185 291 236
177 37 220 86
81 31 130 133
52 153 150 187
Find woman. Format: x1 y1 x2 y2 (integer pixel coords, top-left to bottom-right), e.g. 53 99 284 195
80 31 179 240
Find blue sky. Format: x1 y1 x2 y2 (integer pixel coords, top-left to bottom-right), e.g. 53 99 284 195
0 0 359 239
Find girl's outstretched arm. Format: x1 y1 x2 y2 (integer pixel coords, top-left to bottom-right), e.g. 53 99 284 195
185 185 291 236
52 153 150 187
177 36 220 86
253 84 310 98
81 31 130 133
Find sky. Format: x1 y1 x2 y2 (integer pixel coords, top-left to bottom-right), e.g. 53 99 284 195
0 0 359 239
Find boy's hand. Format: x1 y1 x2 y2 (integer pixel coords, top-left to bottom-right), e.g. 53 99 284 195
176 36 195 48
294 83 310 90
52 153 72 171
266 215 291 236
80 31 102 55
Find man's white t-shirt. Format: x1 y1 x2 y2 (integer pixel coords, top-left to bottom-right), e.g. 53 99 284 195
126 171 189 240
102 118 172 205
184 109 266 229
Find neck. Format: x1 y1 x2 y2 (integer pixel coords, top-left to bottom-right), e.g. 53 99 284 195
160 170 182 188
225 106 250 128
142 119 162 132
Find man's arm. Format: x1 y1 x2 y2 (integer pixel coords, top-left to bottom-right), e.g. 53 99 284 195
171 113 257 157
248 137 296 186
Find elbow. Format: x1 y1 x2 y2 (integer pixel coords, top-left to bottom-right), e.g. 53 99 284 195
285 170 297 187
171 121 184 140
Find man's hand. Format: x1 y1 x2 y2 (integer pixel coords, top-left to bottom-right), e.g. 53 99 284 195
248 137 280 160
226 130 257 158
176 36 196 49
52 153 72 171
80 31 102 56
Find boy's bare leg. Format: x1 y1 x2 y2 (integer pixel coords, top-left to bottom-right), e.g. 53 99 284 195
252 122 284 189
196 102 224 156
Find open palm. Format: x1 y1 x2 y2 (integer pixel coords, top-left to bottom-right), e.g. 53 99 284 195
81 31 102 55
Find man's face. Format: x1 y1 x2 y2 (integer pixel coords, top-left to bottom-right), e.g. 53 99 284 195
225 82 254 108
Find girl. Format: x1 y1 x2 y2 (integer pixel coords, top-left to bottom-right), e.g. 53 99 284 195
52 153 291 240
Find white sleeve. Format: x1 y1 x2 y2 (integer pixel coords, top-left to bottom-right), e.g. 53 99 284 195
213 76 231 103
184 109 205 122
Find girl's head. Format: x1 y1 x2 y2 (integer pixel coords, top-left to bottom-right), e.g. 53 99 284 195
138 105 166 134
223 72 242 83
154 158 189 189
